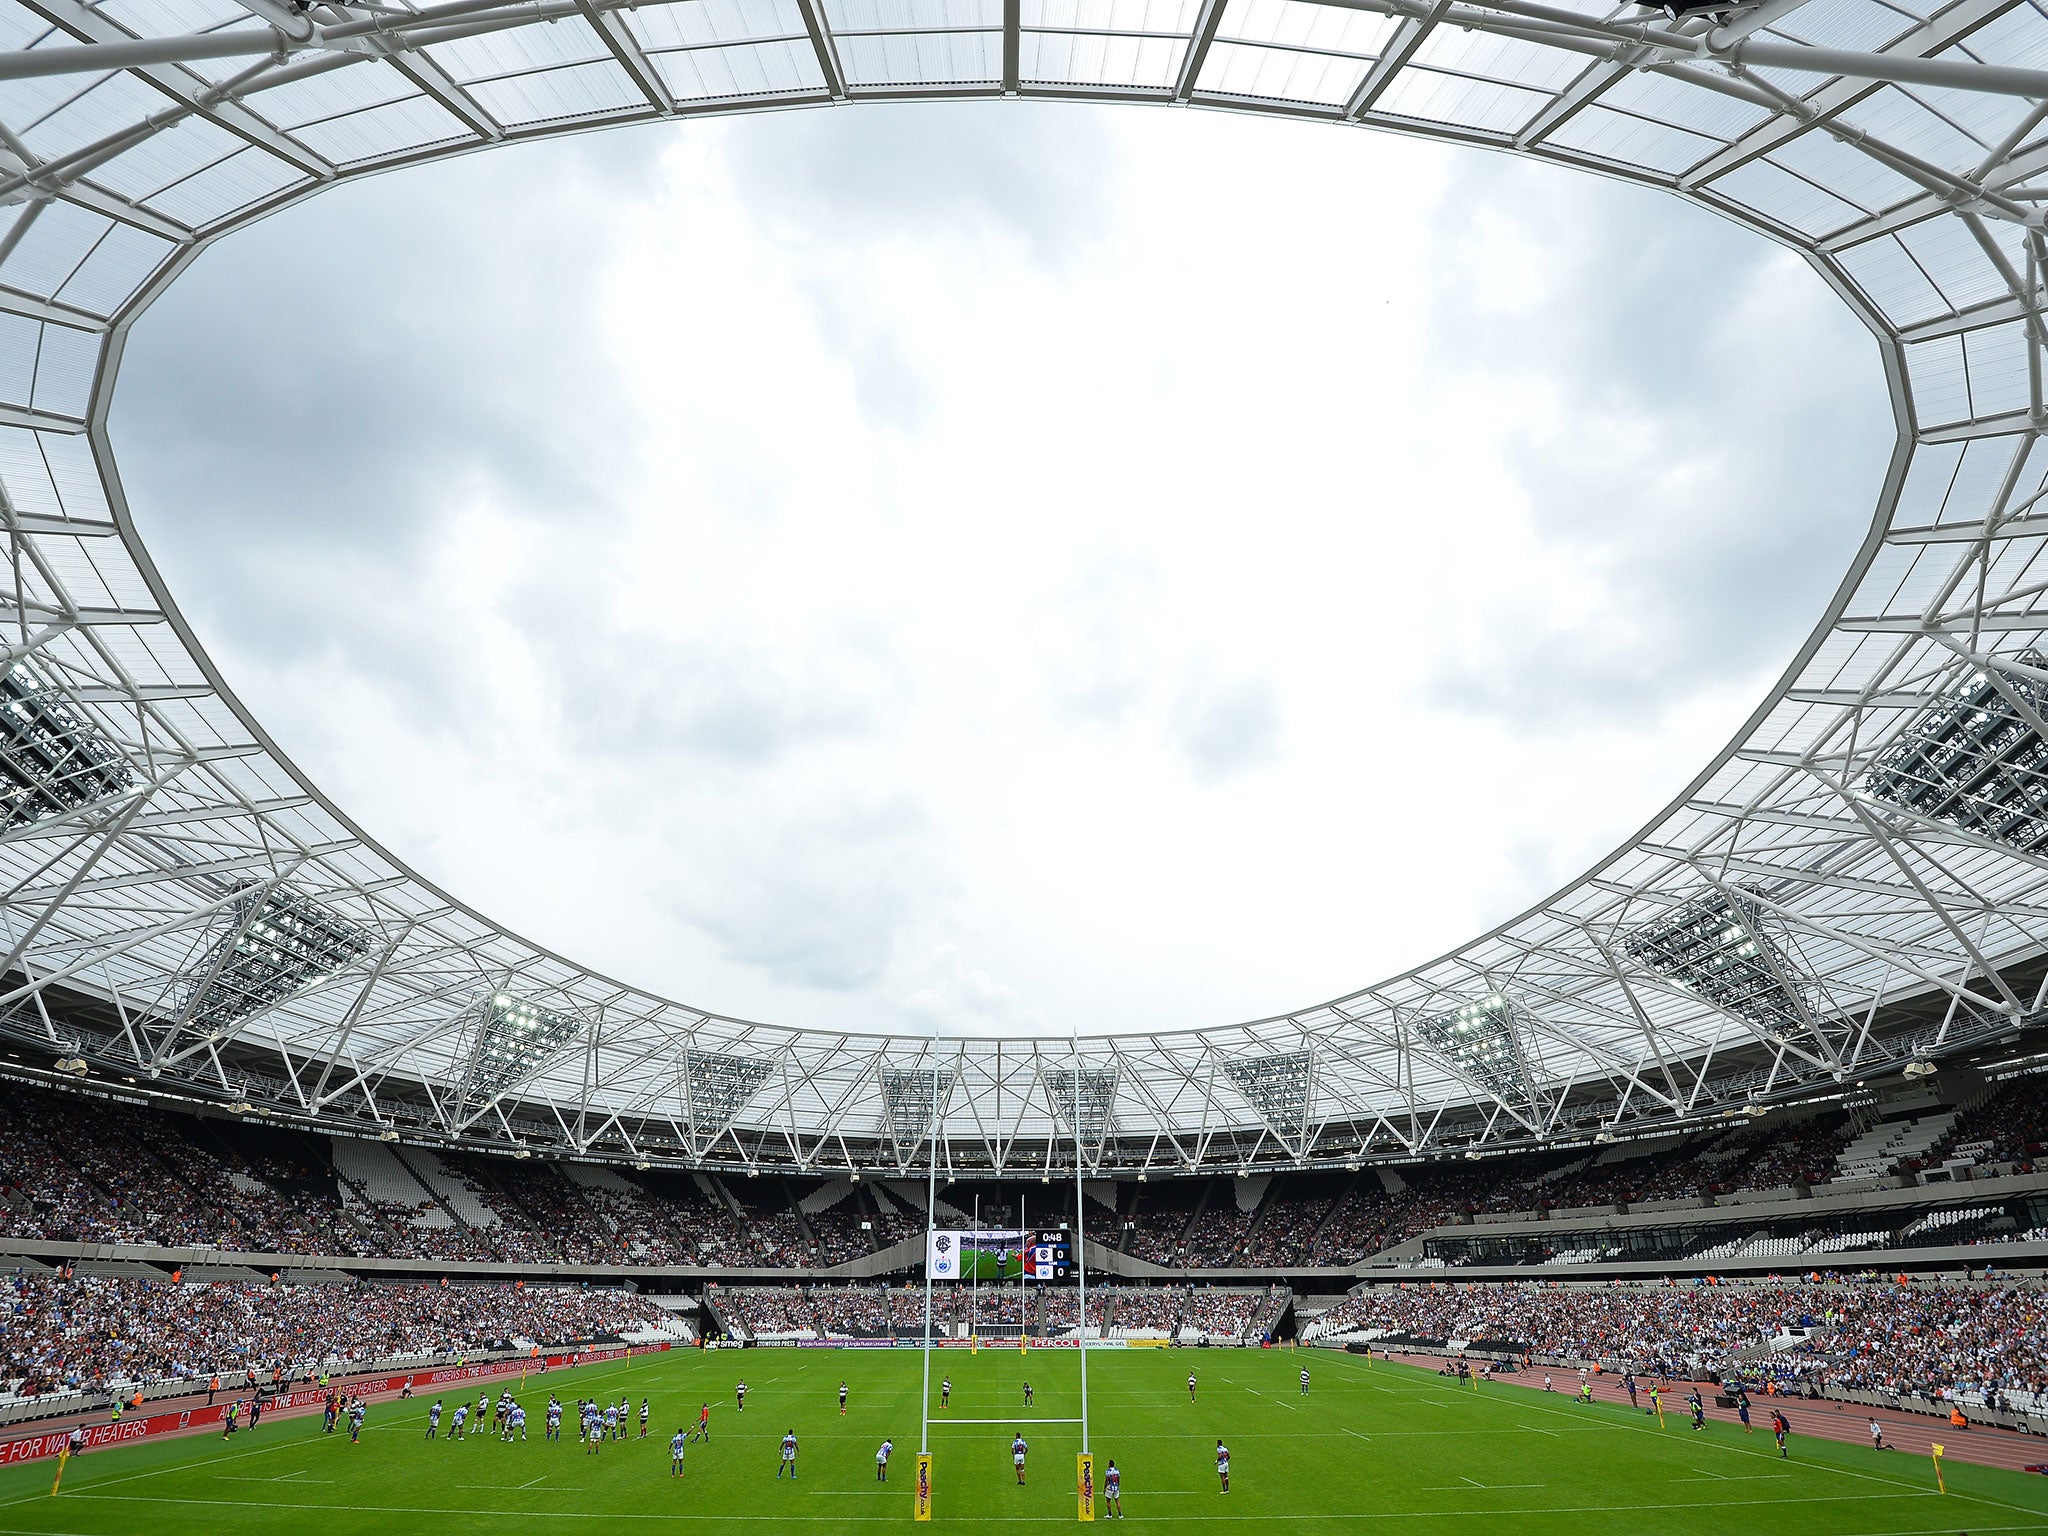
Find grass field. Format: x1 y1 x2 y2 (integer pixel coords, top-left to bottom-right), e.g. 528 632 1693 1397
3 1346 2046 1533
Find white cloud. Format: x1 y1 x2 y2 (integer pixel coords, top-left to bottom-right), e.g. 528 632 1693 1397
110 101 1889 1039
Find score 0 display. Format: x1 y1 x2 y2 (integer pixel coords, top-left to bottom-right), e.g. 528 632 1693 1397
925 1227 1073 1281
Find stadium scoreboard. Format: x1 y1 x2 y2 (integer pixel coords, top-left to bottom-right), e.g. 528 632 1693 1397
925 1228 1073 1281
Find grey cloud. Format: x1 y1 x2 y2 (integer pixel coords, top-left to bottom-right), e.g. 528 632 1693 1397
789 271 940 434
1170 669 1282 783
1044 551 1160 729
716 103 1124 431
659 790 945 993
1418 157 1893 730
899 943 1044 1035
110 131 667 657
555 625 908 769
718 101 1121 272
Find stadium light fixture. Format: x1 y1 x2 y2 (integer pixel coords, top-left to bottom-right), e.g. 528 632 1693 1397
1622 888 1814 1039
1417 995 1543 1118
53 1056 87 1075
881 1068 954 1162
449 992 584 1119
1047 1066 1118 1160
0 660 135 832
1863 655 2048 855
180 882 373 1039
1221 1051 1314 1155
681 1049 772 1150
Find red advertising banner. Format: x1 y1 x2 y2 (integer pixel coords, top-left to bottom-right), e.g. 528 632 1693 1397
0 1342 664 1467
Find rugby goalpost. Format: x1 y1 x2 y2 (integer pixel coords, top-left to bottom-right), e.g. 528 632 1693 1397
917 1033 1093 1521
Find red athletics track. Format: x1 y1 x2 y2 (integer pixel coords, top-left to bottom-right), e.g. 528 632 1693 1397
1386 1351 2048 1476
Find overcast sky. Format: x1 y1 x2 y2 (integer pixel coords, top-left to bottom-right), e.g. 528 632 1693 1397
109 101 1893 1039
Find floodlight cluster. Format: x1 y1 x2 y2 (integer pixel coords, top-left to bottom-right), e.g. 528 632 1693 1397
1863 658 2048 856
1221 1051 1314 1145
0 662 133 832
458 992 583 1107
682 1048 773 1141
1416 994 1538 1109
1046 1066 1118 1155
881 1068 954 1155
182 883 374 1035
1621 890 1809 1036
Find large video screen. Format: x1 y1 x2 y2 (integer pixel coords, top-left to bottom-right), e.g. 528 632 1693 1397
925 1227 1072 1281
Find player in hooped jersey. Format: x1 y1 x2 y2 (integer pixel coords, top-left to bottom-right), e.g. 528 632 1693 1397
1300 1368 1310 1396
839 1381 848 1416
1187 1373 1198 1402
1103 1460 1123 1518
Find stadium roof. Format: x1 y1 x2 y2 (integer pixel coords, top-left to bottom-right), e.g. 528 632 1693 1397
1 0 2047 1176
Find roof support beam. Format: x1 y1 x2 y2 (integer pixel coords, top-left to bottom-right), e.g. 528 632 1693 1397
793 0 848 99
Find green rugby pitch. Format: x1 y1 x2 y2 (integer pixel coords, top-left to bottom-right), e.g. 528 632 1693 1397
3 1347 2044 1533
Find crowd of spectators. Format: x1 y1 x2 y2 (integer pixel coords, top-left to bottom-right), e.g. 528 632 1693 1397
1913 1079 2047 1174
1241 1190 1338 1265
1101 1285 1181 1334
1038 1287 1106 1335
0 1088 366 1254
0 1078 2024 1279
0 1270 669 1401
1306 1276 2048 1409
0 1083 784 1268
711 1286 817 1338
808 1285 896 1335
1179 1287 1261 1341
806 1204 878 1265
1182 1205 1257 1266
1267 1121 1854 1266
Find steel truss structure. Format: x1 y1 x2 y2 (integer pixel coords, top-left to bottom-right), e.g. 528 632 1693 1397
2 0 2048 1179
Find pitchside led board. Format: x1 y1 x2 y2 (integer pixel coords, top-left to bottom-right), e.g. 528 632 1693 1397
925 1228 1073 1282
